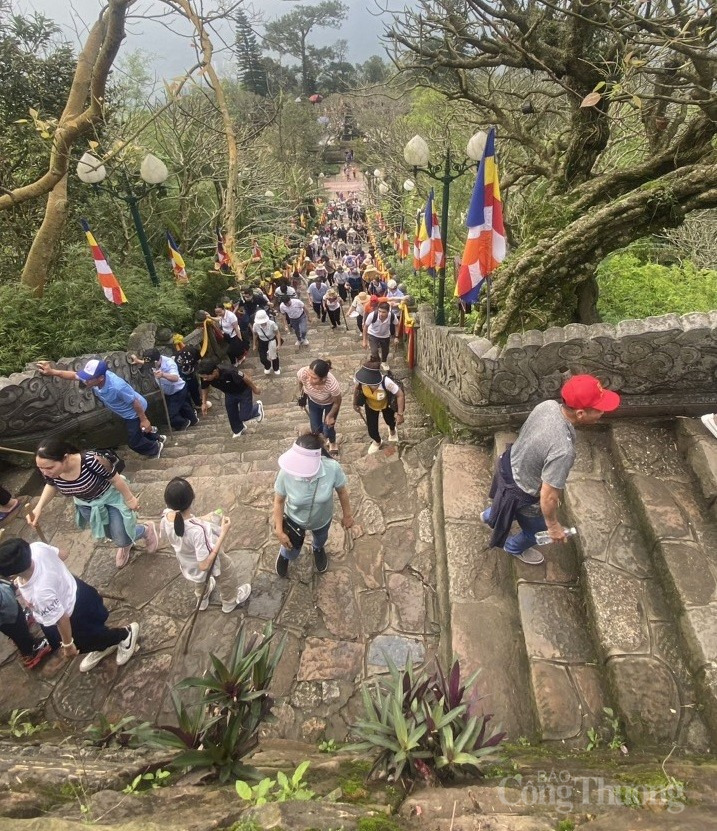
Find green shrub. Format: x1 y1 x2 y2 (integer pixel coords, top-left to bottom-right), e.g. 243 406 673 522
0 255 234 375
597 252 717 323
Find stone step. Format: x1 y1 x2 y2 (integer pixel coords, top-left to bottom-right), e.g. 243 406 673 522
489 432 610 746
676 417 717 521
607 422 717 748
437 442 536 741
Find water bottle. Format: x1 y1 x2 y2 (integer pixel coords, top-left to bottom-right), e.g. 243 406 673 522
534 526 577 545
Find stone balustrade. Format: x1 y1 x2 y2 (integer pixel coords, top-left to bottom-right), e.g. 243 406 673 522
413 306 717 431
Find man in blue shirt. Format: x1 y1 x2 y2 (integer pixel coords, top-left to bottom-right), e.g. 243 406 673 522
307 274 328 322
134 349 198 431
36 358 164 459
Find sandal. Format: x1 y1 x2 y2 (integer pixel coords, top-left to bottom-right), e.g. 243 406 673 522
0 499 21 523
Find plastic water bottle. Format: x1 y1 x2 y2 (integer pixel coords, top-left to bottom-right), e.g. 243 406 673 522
534 526 577 545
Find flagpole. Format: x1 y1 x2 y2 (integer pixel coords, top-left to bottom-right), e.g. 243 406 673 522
485 278 492 340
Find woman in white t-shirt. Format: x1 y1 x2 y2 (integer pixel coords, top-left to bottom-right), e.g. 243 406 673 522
161 478 251 613
214 305 246 365
279 296 309 346
322 288 343 330
0 537 139 673
252 310 282 375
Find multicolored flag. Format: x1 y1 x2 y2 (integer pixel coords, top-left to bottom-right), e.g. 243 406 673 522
80 219 127 305
215 228 231 273
431 207 444 271
413 211 421 270
417 190 441 275
399 228 410 261
251 239 262 261
166 231 188 283
455 127 506 303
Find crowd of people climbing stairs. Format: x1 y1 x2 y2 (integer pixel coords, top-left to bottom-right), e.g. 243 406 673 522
0 192 414 679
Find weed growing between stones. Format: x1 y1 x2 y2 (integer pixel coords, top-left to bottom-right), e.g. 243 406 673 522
131 622 286 783
345 656 506 785
586 708 627 753
0 708 50 738
235 761 315 806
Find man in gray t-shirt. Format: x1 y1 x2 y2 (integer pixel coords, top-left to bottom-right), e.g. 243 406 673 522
482 375 620 565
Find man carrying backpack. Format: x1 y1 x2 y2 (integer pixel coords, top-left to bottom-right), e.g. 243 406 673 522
363 301 399 364
353 361 405 454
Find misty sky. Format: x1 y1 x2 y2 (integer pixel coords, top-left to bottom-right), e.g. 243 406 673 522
17 1 388 79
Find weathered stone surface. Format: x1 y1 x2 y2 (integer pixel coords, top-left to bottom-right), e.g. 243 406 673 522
679 603 717 669
352 535 384 589
316 570 361 639
583 560 650 655
571 664 607 721
355 450 406 502
297 638 363 681
291 680 322 709
51 658 115 722
416 507 434 544
441 444 491 521
686 438 717 504
357 497 385 534
102 652 173 723
358 589 390 634
246 572 289 620
628 474 693 540
606 524 652 577
243 801 380 831
518 584 595 662
530 660 582 740
0 661 53 717
131 608 182 654
564 479 620 562
382 523 417 571
612 423 691 480
270 631 301 698
107 554 179 607
658 540 717 607
277 581 319 632
444 524 512 602
607 655 681 744
367 634 425 667
388 572 426 632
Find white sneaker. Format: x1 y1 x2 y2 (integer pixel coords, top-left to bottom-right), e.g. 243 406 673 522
116 622 140 665
221 583 252 613
205 401 212 409
232 427 247 438
274 369 281 375
388 429 398 443
295 339 302 346
264 368 272 375
301 339 309 346
79 645 117 673
701 413 717 439
508 547 545 565
256 400 265 423
368 440 382 455
198 576 216 611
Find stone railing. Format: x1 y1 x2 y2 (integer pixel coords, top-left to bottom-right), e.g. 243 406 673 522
413 306 717 432
0 324 161 455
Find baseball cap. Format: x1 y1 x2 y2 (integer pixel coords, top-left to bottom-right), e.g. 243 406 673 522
77 359 108 382
561 375 620 412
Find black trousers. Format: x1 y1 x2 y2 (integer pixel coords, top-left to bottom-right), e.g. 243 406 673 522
337 283 348 301
368 335 391 362
365 406 396 444
327 307 342 328
1 604 35 656
258 339 280 371
312 301 326 321
356 314 363 334
0 485 11 505
42 578 128 654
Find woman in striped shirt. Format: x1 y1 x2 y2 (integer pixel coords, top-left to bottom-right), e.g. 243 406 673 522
297 359 342 456
29 439 157 569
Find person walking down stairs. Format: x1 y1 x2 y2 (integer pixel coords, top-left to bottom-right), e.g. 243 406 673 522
272 434 354 579
198 359 264 439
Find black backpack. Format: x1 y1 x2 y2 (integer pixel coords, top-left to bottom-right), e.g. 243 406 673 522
369 309 397 338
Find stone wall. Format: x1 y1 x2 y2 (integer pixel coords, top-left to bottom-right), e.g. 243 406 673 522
0 323 160 454
414 306 717 431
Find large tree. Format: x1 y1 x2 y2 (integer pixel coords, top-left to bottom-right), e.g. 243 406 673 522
264 0 348 96
235 8 268 97
386 0 717 337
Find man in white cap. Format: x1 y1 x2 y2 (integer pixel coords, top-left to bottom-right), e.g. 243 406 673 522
252 309 282 375
307 274 328 322
386 279 405 307
36 359 164 459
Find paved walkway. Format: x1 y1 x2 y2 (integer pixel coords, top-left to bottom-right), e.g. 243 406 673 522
0 300 438 742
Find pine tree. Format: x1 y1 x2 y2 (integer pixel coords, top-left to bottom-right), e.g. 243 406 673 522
235 10 267 97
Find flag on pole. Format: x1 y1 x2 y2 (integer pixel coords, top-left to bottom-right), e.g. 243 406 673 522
455 127 506 303
80 219 127 305
413 211 421 270
251 239 263 261
416 190 435 273
166 231 188 283
400 228 410 260
215 228 231 273
431 207 444 271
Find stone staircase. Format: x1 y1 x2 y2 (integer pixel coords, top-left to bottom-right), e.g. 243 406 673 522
0 307 438 742
440 417 717 754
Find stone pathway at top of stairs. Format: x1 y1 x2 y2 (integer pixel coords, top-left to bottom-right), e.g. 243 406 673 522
0 303 439 744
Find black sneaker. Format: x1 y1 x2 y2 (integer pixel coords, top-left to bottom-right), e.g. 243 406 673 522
275 552 289 578
313 546 328 573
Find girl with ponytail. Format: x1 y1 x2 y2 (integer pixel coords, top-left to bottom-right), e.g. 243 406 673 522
160 478 251 613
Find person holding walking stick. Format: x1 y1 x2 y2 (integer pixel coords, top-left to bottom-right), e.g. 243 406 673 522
160 477 251 613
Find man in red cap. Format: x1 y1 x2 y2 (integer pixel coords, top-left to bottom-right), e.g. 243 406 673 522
481 374 620 565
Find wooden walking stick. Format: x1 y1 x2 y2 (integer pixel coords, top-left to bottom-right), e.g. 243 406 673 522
340 303 349 331
25 505 48 544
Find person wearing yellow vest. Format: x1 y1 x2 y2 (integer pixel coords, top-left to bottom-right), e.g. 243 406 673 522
353 361 406 454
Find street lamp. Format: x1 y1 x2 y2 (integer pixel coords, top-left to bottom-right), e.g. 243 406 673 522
378 181 390 195
76 151 169 286
403 179 415 192
403 131 486 324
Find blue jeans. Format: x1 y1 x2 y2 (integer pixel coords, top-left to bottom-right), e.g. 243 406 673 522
307 398 336 442
288 313 308 341
125 417 162 458
77 505 146 548
225 389 258 434
482 504 546 556
279 520 331 561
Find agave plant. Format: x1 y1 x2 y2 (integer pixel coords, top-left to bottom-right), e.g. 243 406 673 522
131 622 286 782
346 656 506 785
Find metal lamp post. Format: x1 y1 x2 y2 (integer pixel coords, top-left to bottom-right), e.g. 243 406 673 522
403 132 486 324
76 152 169 287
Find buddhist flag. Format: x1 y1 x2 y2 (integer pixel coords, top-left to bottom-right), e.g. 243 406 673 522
80 219 126 305
251 239 262 261
455 127 506 303
412 211 421 270
431 208 444 271
400 228 410 260
215 228 231 273
166 231 188 283
417 190 441 275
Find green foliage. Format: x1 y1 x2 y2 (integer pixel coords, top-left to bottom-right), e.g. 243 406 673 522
346 657 506 785
84 714 141 748
597 252 717 323
585 707 626 752
122 769 171 795
357 818 401 831
235 761 315 806
0 708 48 738
130 622 286 784
318 738 341 753
556 821 576 831
0 256 233 375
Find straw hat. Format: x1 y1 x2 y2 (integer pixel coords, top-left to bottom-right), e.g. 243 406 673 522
356 291 369 303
